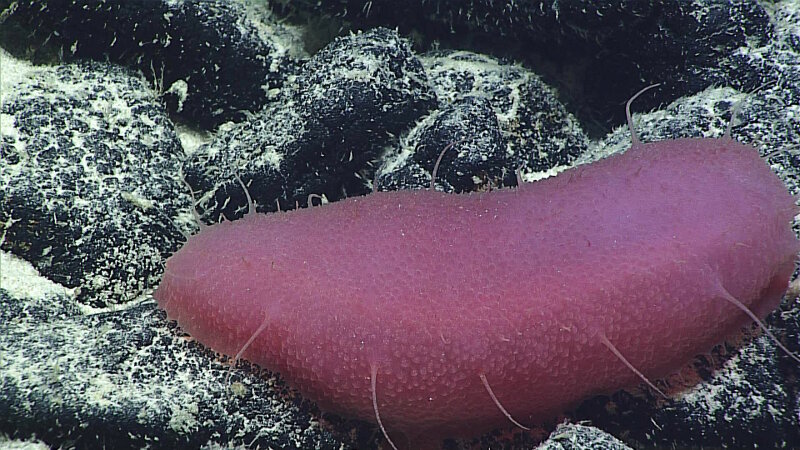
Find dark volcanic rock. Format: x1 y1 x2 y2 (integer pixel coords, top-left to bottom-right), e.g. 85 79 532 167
183 27 437 222
0 253 355 449
537 423 632 450
2 0 305 129
2 1 800 449
377 50 588 193
276 0 772 133
0 57 188 308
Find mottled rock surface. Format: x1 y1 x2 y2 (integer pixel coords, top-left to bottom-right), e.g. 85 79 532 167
2 0 800 449
377 50 588 193
0 56 187 307
2 0 305 128
182 27 437 222
274 0 775 132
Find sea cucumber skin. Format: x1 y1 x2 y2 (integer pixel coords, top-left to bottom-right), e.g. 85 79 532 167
155 137 799 439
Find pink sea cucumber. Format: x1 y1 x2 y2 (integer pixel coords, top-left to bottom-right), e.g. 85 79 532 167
154 93 800 448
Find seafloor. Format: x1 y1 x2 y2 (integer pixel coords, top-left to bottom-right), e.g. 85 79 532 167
2 1 800 449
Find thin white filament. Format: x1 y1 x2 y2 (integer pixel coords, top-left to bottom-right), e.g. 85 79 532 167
600 334 667 398
478 373 530 430
370 365 400 450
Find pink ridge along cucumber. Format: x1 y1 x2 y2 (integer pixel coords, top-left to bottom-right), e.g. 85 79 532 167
154 88 800 449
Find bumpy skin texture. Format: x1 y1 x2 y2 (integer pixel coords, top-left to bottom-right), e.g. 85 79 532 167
155 137 799 444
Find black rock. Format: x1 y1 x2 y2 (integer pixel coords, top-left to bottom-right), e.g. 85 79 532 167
275 0 772 134
2 0 304 129
0 255 354 449
0 58 187 308
183 27 437 222
2 0 800 449
377 50 588 193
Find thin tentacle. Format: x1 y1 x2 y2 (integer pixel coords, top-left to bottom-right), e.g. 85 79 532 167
308 193 325 207
515 163 525 188
370 365 400 450
478 373 530 430
726 81 779 140
717 285 800 364
725 98 745 140
226 313 271 384
180 171 207 231
234 172 257 217
600 334 667 398
430 139 468 191
626 83 661 147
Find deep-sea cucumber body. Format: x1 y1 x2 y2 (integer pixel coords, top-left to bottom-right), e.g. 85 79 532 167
155 137 799 442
